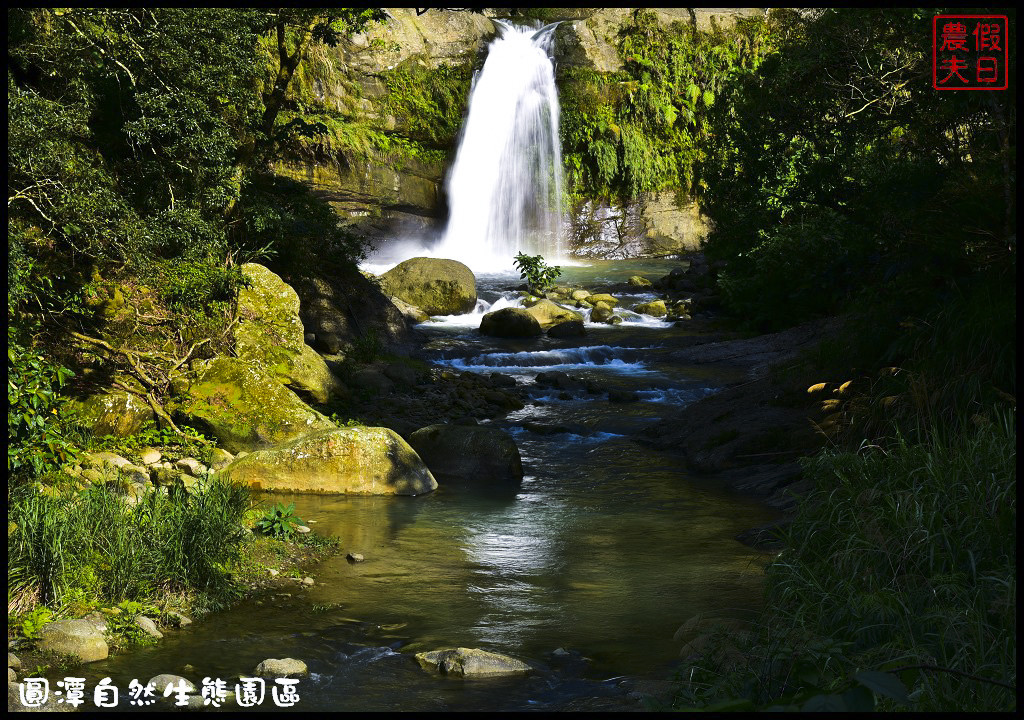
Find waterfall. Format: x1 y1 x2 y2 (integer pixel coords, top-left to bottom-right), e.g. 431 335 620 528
435 21 565 272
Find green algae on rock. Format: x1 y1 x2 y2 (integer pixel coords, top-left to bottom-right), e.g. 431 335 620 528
176 357 336 454
378 258 477 316
220 426 437 496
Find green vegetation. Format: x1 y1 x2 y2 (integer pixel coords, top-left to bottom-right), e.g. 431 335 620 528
283 44 472 170
698 9 1015 331
8 329 80 477
559 10 772 207
8 478 249 614
514 252 562 292
671 411 1015 712
657 9 1016 713
255 502 305 541
7 8 385 481
7 8 368 653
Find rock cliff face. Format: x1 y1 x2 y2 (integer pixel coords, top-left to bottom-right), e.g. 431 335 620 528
553 8 767 72
281 8 762 258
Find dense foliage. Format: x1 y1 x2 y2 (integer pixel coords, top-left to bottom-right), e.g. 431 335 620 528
559 10 773 205
8 478 250 612
698 8 1016 330
7 8 385 483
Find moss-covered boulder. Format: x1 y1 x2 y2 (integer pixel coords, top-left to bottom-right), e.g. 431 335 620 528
378 257 477 316
234 263 305 377
70 389 155 437
590 302 614 323
390 295 430 324
291 343 347 404
634 299 667 317
233 263 342 403
479 307 542 337
219 427 437 495
35 619 108 663
588 293 619 307
176 357 336 453
407 424 523 484
524 299 584 330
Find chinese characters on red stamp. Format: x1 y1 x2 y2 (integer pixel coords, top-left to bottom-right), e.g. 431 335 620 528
933 15 1009 90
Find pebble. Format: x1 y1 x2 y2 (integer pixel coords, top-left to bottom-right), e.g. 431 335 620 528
346 553 365 563
301 577 315 586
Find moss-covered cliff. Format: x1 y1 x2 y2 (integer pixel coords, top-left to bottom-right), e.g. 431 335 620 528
274 8 768 258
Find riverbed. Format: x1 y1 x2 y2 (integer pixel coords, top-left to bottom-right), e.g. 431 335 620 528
79 260 781 711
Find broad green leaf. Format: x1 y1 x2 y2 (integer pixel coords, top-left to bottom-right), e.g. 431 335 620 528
854 670 909 703
801 694 847 711
841 685 875 711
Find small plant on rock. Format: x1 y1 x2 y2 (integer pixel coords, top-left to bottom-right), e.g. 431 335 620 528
254 502 304 540
514 252 562 293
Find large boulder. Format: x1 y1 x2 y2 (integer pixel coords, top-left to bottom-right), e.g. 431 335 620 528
294 271 412 355
378 258 477 316
524 299 584 330
70 388 155 437
233 263 343 402
480 307 542 338
175 357 336 453
219 427 437 495
634 299 667 317
35 619 108 663
233 263 305 379
291 343 347 404
407 425 523 484
547 319 586 337
415 648 531 677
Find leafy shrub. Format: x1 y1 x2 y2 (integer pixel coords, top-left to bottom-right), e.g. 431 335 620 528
254 502 304 540
347 330 383 364
514 252 562 292
7 328 80 479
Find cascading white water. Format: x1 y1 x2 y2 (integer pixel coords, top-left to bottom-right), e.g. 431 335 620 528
435 21 565 272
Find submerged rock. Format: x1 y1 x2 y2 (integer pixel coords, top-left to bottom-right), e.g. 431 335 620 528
415 648 531 677
220 427 437 496
379 257 477 316
407 424 523 484
480 307 542 337
547 319 586 337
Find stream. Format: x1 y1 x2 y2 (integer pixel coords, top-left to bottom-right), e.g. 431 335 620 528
79 260 781 711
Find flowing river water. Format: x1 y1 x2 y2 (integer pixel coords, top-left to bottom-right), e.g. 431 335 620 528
78 260 782 711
